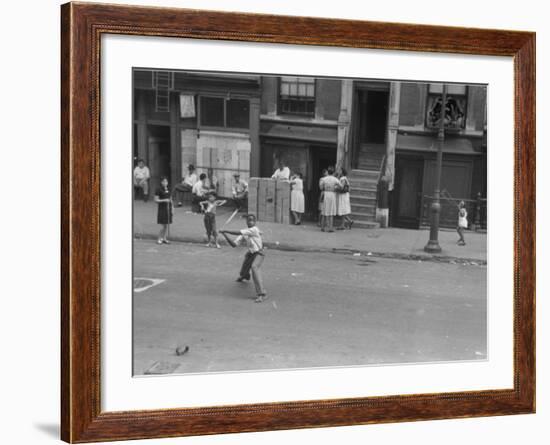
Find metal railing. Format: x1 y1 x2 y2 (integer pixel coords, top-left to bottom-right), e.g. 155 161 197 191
420 194 487 231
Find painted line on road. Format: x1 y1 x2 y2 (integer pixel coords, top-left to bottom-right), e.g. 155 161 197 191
134 277 166 293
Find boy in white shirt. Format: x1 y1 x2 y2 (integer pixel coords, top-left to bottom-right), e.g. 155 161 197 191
220 214 267 302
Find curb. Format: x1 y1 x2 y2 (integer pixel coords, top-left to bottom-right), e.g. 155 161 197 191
134 233 486 266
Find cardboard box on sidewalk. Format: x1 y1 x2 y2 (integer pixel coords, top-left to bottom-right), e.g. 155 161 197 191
248 178 258 217
266 180 276 221
248 178 291 224
276 180 291 224
257 179 267 221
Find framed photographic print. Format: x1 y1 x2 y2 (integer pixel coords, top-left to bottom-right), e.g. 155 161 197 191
61 2 535 442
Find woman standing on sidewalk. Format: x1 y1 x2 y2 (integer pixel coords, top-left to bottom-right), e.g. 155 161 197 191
337 168 353 230
290 172 305 225
154 176 173 245
318 169 328 227
321 166 340 232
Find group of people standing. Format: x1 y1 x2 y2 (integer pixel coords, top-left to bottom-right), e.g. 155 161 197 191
270 160 353 231
318 166 353 232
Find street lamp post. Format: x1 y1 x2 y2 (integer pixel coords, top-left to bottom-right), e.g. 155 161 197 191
424 84 447 253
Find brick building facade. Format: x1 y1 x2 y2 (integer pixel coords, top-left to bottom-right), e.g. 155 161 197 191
133 69 486 229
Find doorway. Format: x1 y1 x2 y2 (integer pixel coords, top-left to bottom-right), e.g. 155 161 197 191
392 156 424 229
147 125 171 191
354 88 389 170
310 145 337 218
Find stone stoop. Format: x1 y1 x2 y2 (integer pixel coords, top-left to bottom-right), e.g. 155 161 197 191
348 169 380 229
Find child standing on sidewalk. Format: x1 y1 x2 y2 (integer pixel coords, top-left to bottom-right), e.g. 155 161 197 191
457 200 468 246
200 195 226 248
154 176 173 245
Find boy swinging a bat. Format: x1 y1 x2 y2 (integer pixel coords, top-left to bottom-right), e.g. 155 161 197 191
220 214 267 303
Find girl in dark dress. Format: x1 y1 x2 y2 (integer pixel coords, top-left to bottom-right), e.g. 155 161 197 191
154 177 173 244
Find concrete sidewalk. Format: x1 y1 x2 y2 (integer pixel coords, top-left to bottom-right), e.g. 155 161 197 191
133 201 487 263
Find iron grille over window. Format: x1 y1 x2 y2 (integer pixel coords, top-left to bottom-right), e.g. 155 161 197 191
426 84 467 130
279 76 315 116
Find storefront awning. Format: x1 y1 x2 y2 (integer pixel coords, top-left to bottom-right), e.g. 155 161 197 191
260 121 337 145
396 134 480 154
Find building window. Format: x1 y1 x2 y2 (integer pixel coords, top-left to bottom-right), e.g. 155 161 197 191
426 84 467 130
279 76 315 116
226 99 250 128
199 96 250 129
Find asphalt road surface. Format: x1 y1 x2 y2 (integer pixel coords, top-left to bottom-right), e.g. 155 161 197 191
133 239 487 375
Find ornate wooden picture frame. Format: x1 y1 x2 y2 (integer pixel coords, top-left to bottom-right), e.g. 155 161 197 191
61 2 535 442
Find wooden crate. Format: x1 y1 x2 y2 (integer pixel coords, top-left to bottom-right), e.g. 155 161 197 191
248 178 258 218
275 180 290 223
257 179 267 221
282 190 291 225
266 180 276 222
249 178 292 225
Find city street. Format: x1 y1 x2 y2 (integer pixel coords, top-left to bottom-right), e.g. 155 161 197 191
133 239 487 375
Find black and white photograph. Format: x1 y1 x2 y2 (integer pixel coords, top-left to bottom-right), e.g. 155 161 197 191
132 69 488 376
4 0 546 443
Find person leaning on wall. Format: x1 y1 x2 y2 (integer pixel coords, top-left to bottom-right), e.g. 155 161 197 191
133 159 150 202
232 173 249 212
271 159 290 181
173 164 197 207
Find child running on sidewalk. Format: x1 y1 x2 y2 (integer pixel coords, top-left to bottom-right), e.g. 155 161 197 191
457 200 468 246
220 214 267 303
200 194 226 248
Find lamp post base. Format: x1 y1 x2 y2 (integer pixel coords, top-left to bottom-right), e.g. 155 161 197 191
424 240 442 253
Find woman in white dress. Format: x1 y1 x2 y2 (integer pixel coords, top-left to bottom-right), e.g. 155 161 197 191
290 173 305 225
318 169 328 227
337 168 353 230
320 166 340 232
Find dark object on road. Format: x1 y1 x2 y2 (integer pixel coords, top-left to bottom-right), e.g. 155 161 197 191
176 345 189 356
